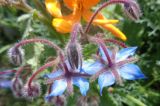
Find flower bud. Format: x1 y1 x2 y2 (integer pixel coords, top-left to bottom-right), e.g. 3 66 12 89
66 41 82 70
8 47 24 66
77 96 99 106
22 82 41 100
11 77 23 98
65 23 83 70
47 95 66 106
124 0 141 20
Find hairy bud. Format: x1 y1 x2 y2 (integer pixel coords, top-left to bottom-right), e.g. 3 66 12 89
66 23 83 69
11 78 23 98
77 96 99 106
22 82 41 100
8 47 24 66
66 41 82 70
124 0 141 20
47 95 66 106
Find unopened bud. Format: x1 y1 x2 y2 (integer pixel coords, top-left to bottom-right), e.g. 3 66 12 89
76 96 88 106
66 41 82 69
77 96 99 106
124 0 141 20
8 47 24 66
11 77 23 98
22 82 41 100
47 95 66 106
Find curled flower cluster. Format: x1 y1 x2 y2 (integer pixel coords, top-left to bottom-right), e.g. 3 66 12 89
3 22 146 103
0 0 145 105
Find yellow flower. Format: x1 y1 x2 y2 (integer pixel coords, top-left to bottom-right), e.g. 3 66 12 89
45 0 127 41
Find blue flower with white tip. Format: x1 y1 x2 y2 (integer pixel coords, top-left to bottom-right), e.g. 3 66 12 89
44 60 91 101
83 44 146 95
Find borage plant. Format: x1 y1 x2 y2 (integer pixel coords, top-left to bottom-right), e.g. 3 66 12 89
0 0 146 105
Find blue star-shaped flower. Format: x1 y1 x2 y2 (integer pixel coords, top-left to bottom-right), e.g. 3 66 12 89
83 46 146 95
44 60 90 101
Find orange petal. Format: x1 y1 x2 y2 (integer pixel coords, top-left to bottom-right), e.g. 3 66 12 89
52 13 81 33
52 18 72 33
102 24 127 41
83 10 107 23
45 0 62 17
63 0 76 10
82 0 100 9
93 19 119 25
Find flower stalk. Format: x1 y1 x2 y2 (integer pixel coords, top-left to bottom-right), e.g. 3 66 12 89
85 0 140 34
14 38 62 52
28 59 59 88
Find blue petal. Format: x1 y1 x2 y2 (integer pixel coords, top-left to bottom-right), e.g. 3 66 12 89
45 79 67 100
73 77 89 96
98 71 115 95
82 61 103 75
116 47 137 62
0 80 11 88
43 70 63 79
119 64 146 80
99 46 112 61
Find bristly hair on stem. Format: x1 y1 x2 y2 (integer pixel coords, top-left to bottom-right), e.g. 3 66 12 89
8 38 62 66
27 58 59 89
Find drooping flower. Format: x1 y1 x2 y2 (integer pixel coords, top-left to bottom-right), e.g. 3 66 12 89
83 44 146 95
45 0 127 40
44 60 90 101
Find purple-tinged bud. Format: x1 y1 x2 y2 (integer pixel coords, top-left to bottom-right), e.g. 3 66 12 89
76 96 88 106
8 46 24 66
124 0 142 20
11 77 23 98
47 95 66 106
66 23 82 69
22 82 41 100
66 41 82 69
76 96 99 106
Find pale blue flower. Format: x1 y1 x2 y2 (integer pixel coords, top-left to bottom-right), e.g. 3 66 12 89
44 60 90 101
84 46 146 95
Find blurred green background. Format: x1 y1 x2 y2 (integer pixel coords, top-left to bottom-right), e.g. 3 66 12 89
0 0 160 106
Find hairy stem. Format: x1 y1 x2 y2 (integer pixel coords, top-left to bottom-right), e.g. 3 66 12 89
71 23 81 42
99 42 112 66
28 59 59 88
104 39 127 48
14 38 62 52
